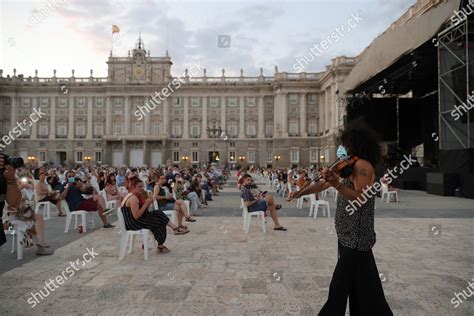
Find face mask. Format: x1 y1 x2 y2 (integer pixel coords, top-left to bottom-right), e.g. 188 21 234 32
337 145 348 158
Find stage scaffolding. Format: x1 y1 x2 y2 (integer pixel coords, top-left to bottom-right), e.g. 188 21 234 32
438 16 474 150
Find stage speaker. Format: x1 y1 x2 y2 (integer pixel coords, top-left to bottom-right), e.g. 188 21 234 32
426 172 459 196
460 174 474 198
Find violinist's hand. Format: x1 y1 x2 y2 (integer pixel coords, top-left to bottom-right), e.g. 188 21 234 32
322 167 340 187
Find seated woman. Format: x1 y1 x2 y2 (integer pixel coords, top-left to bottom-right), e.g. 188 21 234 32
104 173 123 205
154 174 196 231
121 176 185 254
35 171 64 216
6 177 54 255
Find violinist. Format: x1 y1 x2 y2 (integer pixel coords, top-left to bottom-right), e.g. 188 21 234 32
290 122 393 315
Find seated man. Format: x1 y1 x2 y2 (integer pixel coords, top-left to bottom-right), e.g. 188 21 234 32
60 171 114 228
240 174 287 231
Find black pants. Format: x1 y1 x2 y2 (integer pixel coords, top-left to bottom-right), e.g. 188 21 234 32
319 242 393 316
0 201 6 246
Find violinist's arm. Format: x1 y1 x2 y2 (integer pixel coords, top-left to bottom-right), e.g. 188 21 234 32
332 160 374 201
289 180 331 200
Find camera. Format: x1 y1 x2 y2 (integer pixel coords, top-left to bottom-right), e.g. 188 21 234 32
1 154 24 169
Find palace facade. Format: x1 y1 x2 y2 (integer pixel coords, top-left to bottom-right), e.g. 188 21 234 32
0 37 355 168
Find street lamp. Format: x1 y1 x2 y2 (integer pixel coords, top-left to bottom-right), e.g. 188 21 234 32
27 156 36 164
207 121 223 163
84 156 92 163
238 155 245 162
273 154 281 167
181 156 189 164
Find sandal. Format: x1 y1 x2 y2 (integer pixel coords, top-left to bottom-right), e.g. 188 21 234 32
274 226 287 231
178 224 188 230
173 227 189 235
157 245 170 254
185 217 196 222
275 204 282 210
58 213 66 217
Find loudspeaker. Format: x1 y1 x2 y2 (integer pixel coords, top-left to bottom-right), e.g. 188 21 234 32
460 174 474 198
426 172 459 196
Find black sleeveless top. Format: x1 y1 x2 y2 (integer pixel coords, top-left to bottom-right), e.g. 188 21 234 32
335 178 376 251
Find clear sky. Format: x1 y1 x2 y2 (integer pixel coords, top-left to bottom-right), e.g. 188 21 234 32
0 0 415 78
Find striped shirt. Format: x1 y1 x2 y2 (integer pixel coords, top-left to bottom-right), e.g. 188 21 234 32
241 185 255 202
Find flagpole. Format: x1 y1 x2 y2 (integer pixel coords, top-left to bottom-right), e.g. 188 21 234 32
111 31 113 56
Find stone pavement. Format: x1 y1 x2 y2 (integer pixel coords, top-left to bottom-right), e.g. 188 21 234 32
0 176 473 315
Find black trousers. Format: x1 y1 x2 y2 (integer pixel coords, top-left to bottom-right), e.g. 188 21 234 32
319 242 393 316
0 201 6 246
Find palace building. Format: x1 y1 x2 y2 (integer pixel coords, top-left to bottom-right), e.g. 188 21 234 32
0 37 355 168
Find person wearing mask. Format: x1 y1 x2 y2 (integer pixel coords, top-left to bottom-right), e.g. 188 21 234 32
289 123 392 315
154 174 195 232
36 170 64 216
60 170 114 228
121 176 181 254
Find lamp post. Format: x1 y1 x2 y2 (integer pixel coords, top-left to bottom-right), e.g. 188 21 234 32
206 120 223 164
181 155 189 166
273 154 281 167
27 156 36 165
319 155 325 169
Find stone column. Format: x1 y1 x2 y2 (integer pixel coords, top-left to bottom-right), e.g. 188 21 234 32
124 96 131 135
282 93 288 137
31 97 38 139
220 96 226 132
202 96 208 139
49 96 56 139
183 96 189 138
11 96 17 129
87 96 93 138
163 98 170 136
144 97 151 135
257 96 265 138
67 97 74 139
105 96 112 135
300 93 307 137
239 96 245 138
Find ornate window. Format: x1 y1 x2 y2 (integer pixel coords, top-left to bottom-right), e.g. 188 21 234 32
227 121 237 136
210 97 219 107
290 149 299 163
228 96 237 107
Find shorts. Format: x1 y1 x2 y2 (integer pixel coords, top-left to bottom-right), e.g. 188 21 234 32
249 199 267 212
159 202 175 211
76 198 98 212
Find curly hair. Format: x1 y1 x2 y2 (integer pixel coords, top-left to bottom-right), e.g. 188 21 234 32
341 120 381 166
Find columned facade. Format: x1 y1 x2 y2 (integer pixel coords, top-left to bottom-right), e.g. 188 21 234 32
0 39 355 168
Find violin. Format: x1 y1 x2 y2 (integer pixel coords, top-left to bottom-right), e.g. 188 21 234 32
312 155 360 182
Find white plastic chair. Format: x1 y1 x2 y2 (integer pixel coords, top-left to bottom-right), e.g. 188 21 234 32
118 187 128 195
241 198 266 233
309 194 330 218
34 194 51 220
5 227 23 260
295 186 310 209
152 200 177 225
172 191 190 217
61 200 95 233
117 207 154 261
381 183 398 203
100 190 118 211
